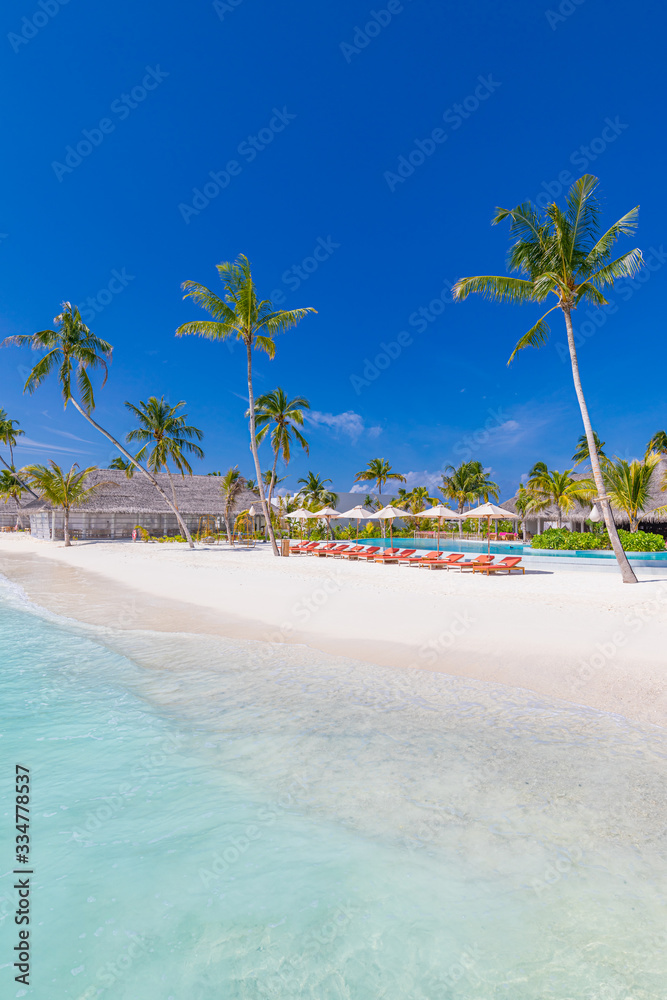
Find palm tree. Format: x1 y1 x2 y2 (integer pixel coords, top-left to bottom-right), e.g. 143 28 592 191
2 303 193 545
572 432 607 467
453 175 644 583
354 458 406 537
514 483 532 541
645 431 667 461
218 466 245 544
526 467 595 529
176 255 316 556
602 456 661 532
108 456 135 478
296 472 338 539
124 397 204 547
0 469 26 528
0 410 25 469
23 462 115 547
250 388 310 505
440 461 499 535
296 472 338 508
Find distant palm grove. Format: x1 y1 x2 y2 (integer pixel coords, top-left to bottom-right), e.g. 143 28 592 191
2 178 667 579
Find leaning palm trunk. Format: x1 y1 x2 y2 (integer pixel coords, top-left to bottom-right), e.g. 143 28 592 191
70 399 195 548
63 506 71 547
563 310 636 583
246 343 279 556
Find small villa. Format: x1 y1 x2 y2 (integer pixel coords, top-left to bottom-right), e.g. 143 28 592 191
17 469 259 541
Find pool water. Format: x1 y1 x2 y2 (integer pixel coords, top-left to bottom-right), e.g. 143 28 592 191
375 536 667 564
0 573 665 999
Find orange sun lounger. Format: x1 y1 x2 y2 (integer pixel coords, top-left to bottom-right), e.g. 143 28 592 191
420 552 466 569
353 546 382 561
314 543 349 557
454 554 495 571
475 556 524 575
338 545 368 559
374 548 415 563
290 541 319 554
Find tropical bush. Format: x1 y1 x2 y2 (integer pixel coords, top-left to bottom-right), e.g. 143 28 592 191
616 528 665 551
531 529 607 550
531 528 664 552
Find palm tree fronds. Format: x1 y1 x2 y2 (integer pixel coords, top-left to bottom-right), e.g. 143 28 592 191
507 308 558 364
452 275 536 304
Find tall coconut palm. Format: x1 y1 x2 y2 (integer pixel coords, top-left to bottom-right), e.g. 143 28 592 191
526 467 595 529
176 255 316 556
453 175 644 583
23 462 115 547
218 466 245 544
249 388 310 505
572 431 607 467
602 456 661 532
440 461 499 535
125 397 203 545
645 431 667 461
0 410 25 469
1 303 194 546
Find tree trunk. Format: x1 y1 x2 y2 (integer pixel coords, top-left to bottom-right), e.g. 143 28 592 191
562 308 637 583
246 341 279 556
63 507 71 547
268 448 279 507
70 399 195 549
165 467 194 545
556 505 562 529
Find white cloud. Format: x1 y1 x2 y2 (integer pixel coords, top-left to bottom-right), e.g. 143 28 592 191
402 469 443 491
41 427 96 443
306 410 381 444
15 437 93 456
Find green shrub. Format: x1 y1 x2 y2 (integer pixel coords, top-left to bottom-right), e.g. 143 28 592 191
531 527 665 552
531 528 608 550
617 528 665 552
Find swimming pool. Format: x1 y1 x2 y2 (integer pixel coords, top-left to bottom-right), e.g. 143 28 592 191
373 536 667 566
1 573 665 998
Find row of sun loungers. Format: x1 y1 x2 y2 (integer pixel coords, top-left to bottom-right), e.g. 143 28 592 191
289 542 525 574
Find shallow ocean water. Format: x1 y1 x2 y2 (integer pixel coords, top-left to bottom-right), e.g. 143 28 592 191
0 573 665 999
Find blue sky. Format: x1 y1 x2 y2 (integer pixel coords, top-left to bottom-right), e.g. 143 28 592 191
1 0 665 499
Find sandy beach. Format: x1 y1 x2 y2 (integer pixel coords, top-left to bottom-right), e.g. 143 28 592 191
1 533 665 727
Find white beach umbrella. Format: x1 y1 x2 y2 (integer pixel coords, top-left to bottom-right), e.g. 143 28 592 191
414 504 463 551
372 504 407 548
305 505 340 538
464 502 517 554
285 506 311 541
335 504 373 541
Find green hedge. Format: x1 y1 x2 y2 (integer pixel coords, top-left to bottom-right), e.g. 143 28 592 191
530 528 665 552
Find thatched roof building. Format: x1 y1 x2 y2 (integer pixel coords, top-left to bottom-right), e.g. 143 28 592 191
503 458 667 536
20 469 260 541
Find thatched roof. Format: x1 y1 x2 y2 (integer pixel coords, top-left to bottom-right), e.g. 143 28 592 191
20 469 259 516
503 458 667 525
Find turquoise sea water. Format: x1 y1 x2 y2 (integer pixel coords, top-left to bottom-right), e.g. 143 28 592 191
0 573 665 999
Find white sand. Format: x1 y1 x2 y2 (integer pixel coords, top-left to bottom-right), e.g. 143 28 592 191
1 534 665 727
